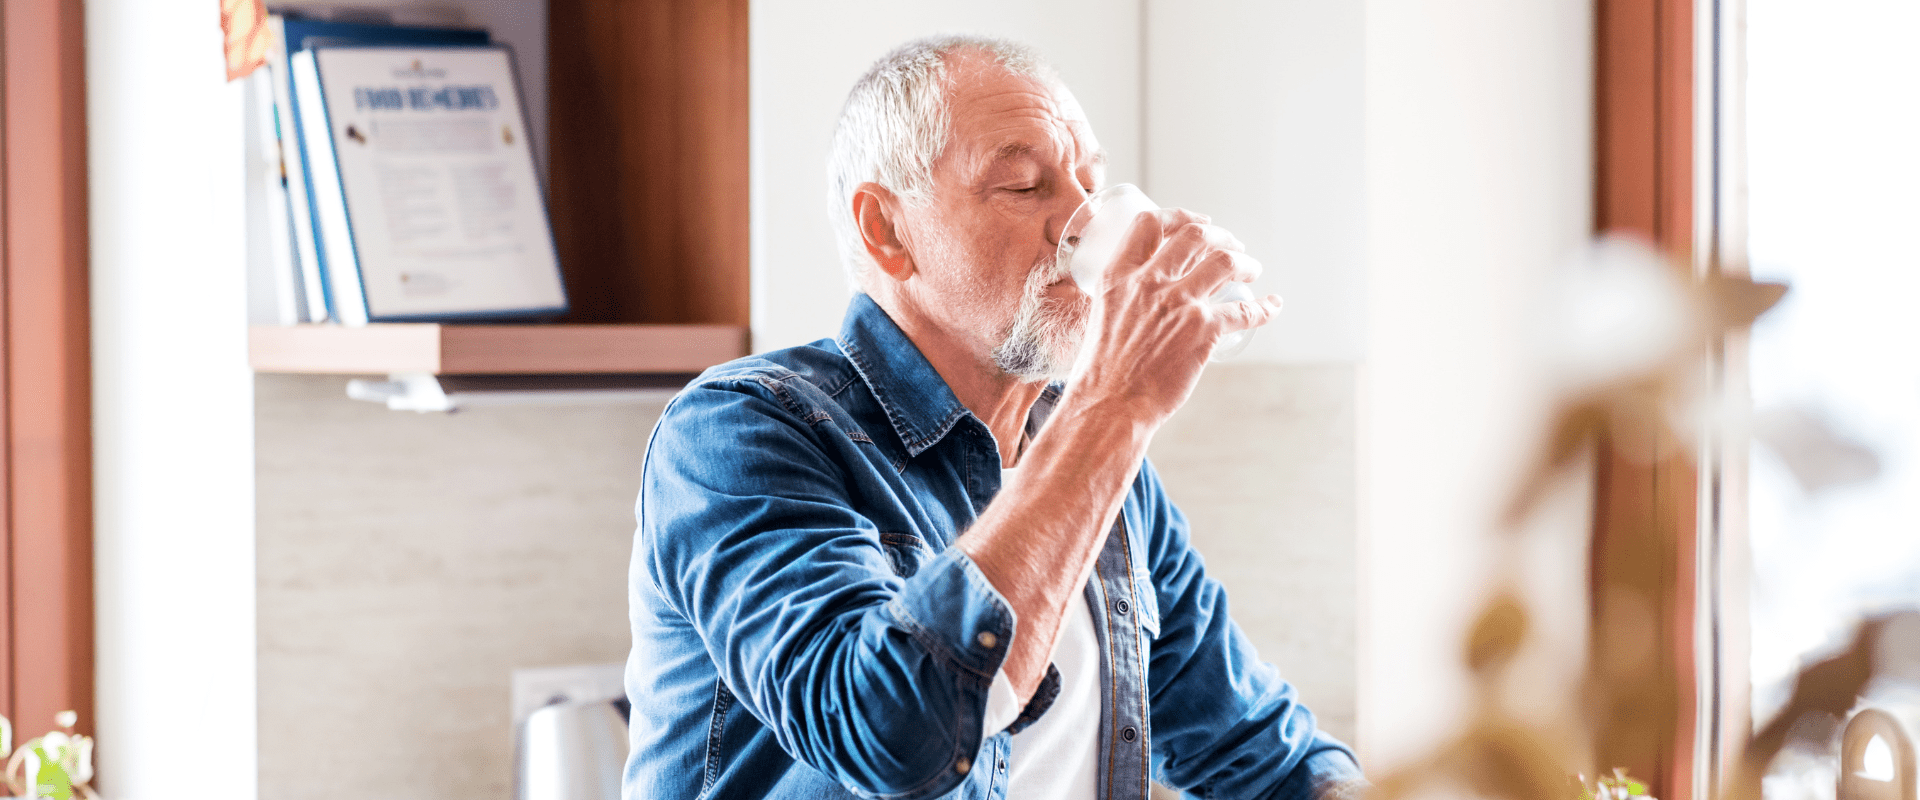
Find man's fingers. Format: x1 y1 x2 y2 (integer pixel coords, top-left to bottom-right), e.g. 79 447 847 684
1188 250 1262 296
1114 211 1240 283
1149 207 1209 231
1156 222 1245 280
1215 293 1284 332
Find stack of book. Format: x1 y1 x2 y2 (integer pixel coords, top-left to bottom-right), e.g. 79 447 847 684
244 12 568 326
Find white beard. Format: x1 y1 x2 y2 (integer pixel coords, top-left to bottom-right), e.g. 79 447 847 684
991 258 1088 382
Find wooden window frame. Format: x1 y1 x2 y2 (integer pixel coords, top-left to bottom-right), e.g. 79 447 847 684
0 0 94 740
1592 2 1747 800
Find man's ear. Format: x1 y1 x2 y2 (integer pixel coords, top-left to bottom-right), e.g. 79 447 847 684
852 182 914 282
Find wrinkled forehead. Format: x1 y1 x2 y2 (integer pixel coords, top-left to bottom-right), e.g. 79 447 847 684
940 51 1099 176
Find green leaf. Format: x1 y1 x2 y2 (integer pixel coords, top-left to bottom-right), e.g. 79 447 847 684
33 742 73 800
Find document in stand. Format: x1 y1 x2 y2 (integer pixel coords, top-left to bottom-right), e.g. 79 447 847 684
291 45 567 324
264 15 493 323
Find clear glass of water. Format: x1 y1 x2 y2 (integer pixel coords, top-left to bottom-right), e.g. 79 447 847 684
1055 184 1257 361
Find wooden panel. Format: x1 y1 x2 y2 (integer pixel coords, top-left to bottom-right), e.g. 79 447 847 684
1593 2 1697 800
548 0 750 326
0 0 14 729
0 0 94 741
439 324 746 374
1597 0 1694 253
1590 438 1699 800
249 324 748 375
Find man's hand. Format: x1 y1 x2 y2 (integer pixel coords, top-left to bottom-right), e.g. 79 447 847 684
957 209 1280 707
1068 208 1282 430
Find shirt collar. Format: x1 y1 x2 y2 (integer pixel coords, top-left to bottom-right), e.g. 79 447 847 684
837 293 976 457
837 293 1068 460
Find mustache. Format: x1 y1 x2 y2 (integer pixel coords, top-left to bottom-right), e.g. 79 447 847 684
1025 255 1071 295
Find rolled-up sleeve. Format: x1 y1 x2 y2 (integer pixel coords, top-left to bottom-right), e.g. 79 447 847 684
1133 462 1365 800
638 376 1010 800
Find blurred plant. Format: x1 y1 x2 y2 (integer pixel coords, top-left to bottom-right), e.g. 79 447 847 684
1369 235 1802 800
1581 768 1655 800
1723 612 1920 800
2 710 97 800
1749 405 1882 494
1364 235 1920 800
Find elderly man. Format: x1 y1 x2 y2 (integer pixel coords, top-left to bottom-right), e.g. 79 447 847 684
625 34 1363 800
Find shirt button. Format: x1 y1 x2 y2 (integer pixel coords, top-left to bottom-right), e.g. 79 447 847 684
955 756 972 775
976 631 997 649
1114 599 1130 615
1121 726 1138 742
998 760 1007 773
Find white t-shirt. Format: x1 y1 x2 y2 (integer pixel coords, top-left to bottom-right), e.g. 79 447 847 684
982 467 1102 799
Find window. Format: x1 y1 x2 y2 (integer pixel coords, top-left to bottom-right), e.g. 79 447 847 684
1744 1 1920 796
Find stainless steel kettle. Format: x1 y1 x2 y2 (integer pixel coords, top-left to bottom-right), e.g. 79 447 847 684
514 698 630 800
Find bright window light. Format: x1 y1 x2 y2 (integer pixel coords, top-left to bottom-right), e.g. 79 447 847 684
1746 0 1920 757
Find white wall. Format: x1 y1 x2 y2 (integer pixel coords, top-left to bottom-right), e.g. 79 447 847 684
1145 0 1368 363
89 1 259 798
1355 0 1593 768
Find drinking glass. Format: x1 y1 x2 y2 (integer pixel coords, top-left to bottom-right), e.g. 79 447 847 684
1056 184 1257 360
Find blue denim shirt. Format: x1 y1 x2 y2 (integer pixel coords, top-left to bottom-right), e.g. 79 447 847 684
626 294 1362 800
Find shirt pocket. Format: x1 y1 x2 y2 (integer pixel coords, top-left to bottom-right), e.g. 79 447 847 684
1132 568 1162 641
1119 520 1162 640
877 532 934 579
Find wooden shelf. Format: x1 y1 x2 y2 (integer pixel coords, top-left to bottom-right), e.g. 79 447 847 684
250 323 747 375
252 1 751 383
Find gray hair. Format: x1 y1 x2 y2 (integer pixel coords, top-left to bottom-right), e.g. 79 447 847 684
826 34 1058 289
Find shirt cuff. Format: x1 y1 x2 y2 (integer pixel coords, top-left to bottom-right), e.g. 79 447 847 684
884 546 1017 679
1296 747 1368 800
975 564 1064 738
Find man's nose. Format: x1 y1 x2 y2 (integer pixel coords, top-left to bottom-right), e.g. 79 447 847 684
1044 182 1094 247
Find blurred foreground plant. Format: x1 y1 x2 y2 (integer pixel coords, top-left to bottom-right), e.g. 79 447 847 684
1366 237 1920 800
1366 236 1827 800
1 711 96 800
1581 768 1655 800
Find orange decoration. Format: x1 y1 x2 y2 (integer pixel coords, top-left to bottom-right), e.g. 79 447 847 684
221 0 269 81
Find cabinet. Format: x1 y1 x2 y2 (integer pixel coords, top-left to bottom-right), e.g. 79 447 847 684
250 0 751 376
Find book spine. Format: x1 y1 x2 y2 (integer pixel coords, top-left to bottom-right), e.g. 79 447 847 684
268 16 333 323
291 51 370 326
249 66 305 324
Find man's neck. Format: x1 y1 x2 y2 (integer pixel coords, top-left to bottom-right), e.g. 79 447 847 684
869 291 1047 468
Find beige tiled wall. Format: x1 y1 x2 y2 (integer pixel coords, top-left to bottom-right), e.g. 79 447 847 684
255 374 662 800
254 363 1357 799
